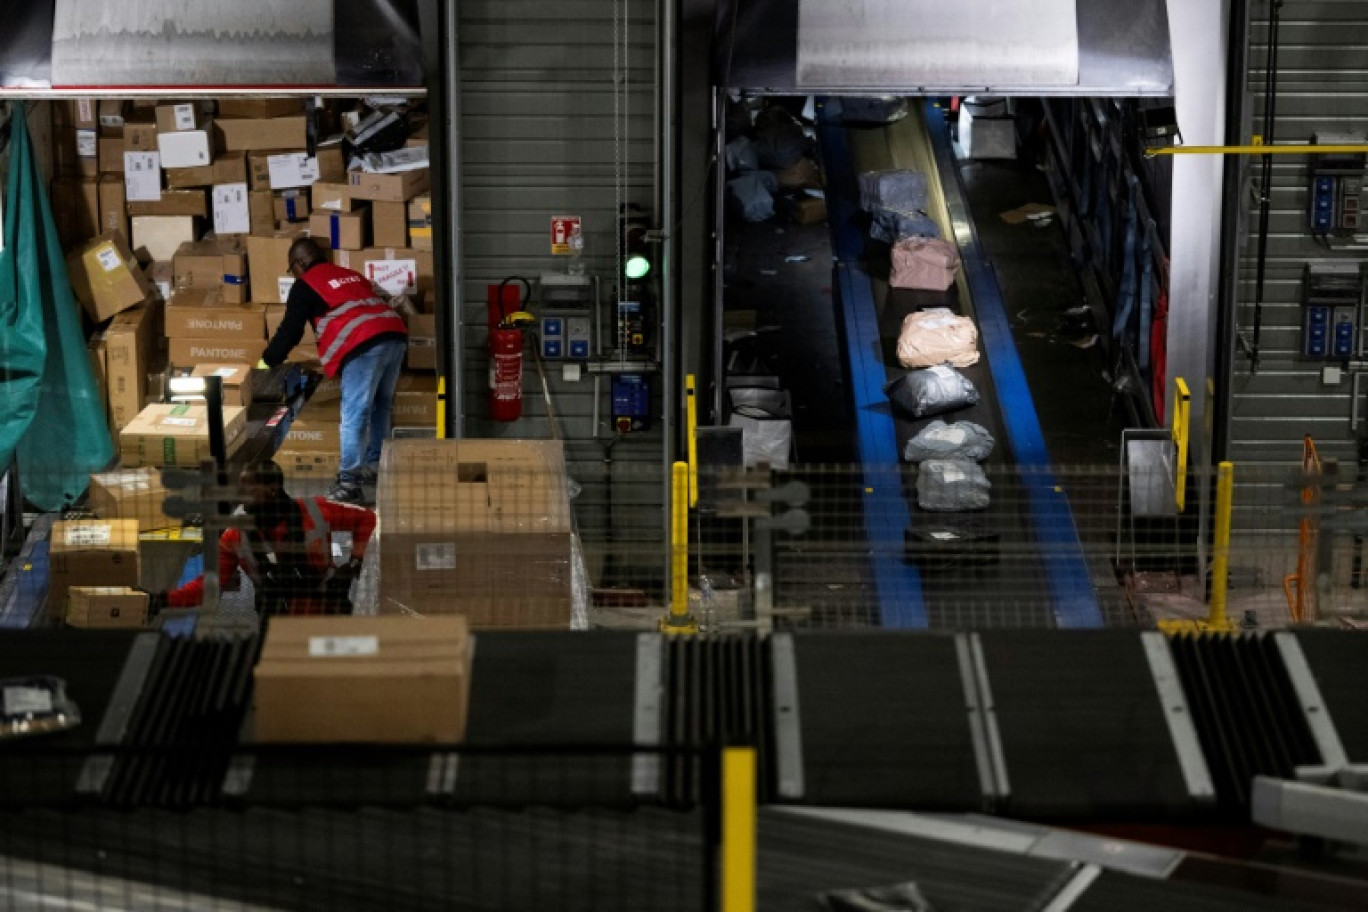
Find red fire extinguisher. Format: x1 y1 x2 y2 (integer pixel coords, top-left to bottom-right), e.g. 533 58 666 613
489 277 534 422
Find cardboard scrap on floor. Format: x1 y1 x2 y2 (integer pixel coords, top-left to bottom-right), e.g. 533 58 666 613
999 203 1056 225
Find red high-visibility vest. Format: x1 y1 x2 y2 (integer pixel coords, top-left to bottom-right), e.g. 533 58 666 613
303 263 408 377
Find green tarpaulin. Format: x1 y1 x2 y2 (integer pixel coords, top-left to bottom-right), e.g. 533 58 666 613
0 102 113 509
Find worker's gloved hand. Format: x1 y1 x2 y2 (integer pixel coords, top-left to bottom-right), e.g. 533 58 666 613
145 591 168 616
333 556 364 585
255 359 270 370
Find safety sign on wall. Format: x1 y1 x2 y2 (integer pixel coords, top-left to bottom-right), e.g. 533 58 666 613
550 215 582 256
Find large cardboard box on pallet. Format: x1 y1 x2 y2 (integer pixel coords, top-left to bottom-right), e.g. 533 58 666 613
391 372 438 428
47 520 141 621
377 439 572 628
67 587 149 628
164 287 265 340
119 402 246 467
253 616 471 743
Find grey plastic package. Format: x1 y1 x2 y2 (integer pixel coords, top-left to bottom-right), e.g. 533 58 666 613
727 172 779 222
858 169 929 214
883 364 979 419
917 459 992 512
903 420 995 463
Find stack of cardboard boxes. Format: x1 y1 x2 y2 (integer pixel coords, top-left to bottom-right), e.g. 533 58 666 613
51 96 442 481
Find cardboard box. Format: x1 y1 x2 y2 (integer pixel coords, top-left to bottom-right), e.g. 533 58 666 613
124 121 160 152
275 189 311 223
371 200 408 248
190 363 255 407
247 190 276 235
165 152 247 189
350 246 434 296
217 98 305 120
97 175 129 243
347 168 430 203
123 151 161 201
212 182 251 235
165 287 265 340
407 196 432 250
87 335 107 412
276 449 341 480
99 136 126 173
215 116 307 152
88 467 180 533
245 231 303 304
155 102 202 134
253 616 471 744
309 207 369 250
392 372 438 428
105 303 157 430
311 374 342 404
265 304 318 346
157 129 213 169
52 178 100 247
283 400 341 452
173 237 249 291
67 587 149 628
167 336 267 367
68 233 154 322
406 314 436 370
266 151 320 190
791 195 827 226
311 181 351 211
62 99 98 130
98 100 128 134
147 261 175 302
119 402 247 467
126 188 209 217
48 520 141 621
377 440 572 628
131 215 199 264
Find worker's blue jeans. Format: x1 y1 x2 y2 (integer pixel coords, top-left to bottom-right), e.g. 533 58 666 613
338 338 406 485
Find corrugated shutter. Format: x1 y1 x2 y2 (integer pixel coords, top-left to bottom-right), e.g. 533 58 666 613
458 0 665 592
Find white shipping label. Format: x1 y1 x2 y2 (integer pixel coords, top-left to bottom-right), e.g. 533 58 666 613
75 129 97 158
95 246 124 272
277 277 296 301
308 635 379 658
928 531 960 541
365 259 418 296
941 466 967 484
123 152 162 202
77 99 93 123
159 416 199 428
106 472 152 491
415 543 457 571
926 426 968 446
213 368 239 378
212 182 251 235
3 686 54 716
64 524 112 547
268 153 320 190
99 113 124 128
173 104 196 130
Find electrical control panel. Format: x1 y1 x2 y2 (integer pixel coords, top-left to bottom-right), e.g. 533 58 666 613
1309 132 1366 237
1302 262 1365 359
540 311 591 360
616 300 650 356
611 373 650 433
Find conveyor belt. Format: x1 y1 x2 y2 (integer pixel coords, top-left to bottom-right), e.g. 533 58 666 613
1289 628 1368 764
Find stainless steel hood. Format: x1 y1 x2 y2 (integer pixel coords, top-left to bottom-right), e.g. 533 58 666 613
716 0 1172 97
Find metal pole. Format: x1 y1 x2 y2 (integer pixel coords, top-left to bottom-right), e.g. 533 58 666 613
660 0 678 604
1208 461 1235 629
202 375 225 614
441 0 465 438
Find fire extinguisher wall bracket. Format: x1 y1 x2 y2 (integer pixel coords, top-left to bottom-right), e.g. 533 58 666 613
489 276 533 423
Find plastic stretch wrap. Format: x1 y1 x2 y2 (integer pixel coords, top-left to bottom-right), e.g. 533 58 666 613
884 364 979 419
902 420 995 463
917 459 991 512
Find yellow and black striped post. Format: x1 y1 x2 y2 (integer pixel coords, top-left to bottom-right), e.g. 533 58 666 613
661 461 699 634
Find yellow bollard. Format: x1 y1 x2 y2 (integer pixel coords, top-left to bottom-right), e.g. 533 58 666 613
1208 461 1235 630
1172 377 1190 512
436 376 447 439
661 461 699 633
721 747 757 912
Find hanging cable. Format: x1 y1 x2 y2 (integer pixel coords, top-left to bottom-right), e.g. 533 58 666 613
1249 0 1283 373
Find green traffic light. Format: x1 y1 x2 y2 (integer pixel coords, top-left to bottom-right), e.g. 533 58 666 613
624 254 651 280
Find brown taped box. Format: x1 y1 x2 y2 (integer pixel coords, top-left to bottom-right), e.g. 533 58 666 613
246 231 303 304
126 189 209 218
104 302 158 431
265 304 319 347
335 247 434 296
98 175 128 241
311 374 342 404
48 520 140 622
124 121 159 152
276 449 341 480
217 98 305 120
98 100 128 135
167 336 266 367
311 181 352 212
189 363 255 407
131 215 200 265
165 153 248 189
164 288 265 340
308 207 370 251
154 102 203 133
283 400 341 452
392 372 438 428
98 136 125 173
406 314 435 370
253 616 470 744
67 587 149 629
215 116 307 153
120 403 247 468
791 195 827 226
371 200 408 248
377 439 572 628
68 233 154 322
347 168 430 203
275 189 311 223
173 237 249 294
51 178 99 248
88 467 181 533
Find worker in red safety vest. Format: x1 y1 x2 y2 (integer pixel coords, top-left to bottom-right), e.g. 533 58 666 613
151 461 376 617
260 237 408 504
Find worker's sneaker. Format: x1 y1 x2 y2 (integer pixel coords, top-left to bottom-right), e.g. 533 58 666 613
325 480 364 505
356 466 378 486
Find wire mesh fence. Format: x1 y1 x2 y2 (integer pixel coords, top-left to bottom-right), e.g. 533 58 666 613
7 452 1366 634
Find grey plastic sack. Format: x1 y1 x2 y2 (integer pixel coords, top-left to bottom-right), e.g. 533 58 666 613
883 364 979 419
724 135 758 173
753 108 807 169
728 406 792 470
727 172 778 222
903 420 995 463
917 459 991 512
859 169 929 214
870 208 939 243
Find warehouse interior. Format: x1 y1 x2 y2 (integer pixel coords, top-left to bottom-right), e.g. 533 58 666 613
4 1 1368 909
